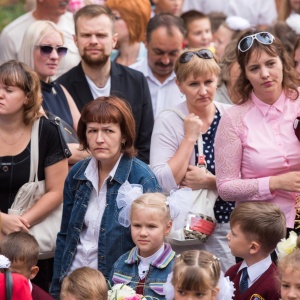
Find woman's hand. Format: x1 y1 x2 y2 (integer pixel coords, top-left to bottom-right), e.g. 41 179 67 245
1 213 30 235
270 171 300 193
180 165 216 190
184 113 203 142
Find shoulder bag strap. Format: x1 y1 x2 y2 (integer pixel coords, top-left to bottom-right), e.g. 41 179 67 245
162 109 206 168
5 271 13 300
29 118 40 183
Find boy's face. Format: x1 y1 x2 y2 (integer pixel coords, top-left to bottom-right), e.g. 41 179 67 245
226 224 253 259
186 18 212 49
9 260 38 280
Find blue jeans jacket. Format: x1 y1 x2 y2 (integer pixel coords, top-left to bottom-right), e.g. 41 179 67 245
110 244 175 300
50 155 161 299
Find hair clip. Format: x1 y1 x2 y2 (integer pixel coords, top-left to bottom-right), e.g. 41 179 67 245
213 255 220 261
165 201 169 207
0 255 11 269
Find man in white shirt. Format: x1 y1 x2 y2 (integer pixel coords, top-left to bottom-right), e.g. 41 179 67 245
131 13 185 117
0 0 80 78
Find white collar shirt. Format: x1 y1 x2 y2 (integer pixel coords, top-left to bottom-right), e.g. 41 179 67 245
69 154 122 273
238 255 272 288
130 58 183 118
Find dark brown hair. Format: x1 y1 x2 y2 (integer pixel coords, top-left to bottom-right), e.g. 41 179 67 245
77 95 137 157
235 29 299 103
230 202 286 254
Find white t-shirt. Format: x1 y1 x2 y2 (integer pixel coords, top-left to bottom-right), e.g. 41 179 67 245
85 75 111 99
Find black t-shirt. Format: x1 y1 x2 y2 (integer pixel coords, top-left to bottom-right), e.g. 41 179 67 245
0 117 71 213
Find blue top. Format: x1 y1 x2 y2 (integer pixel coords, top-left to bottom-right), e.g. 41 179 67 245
41 81 73 127
194 108 235 223
111 42 147 64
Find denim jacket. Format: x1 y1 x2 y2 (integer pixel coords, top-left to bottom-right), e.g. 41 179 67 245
50 155 162 299
110 243 175 300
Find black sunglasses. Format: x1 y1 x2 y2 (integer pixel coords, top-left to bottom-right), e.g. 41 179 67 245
179 49 214 63
238 32 274 52
36 45 68 57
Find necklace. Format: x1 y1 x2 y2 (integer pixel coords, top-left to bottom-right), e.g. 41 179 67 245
0 130 25 145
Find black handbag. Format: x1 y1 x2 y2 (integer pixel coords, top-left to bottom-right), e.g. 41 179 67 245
46 111 79 144
5 270 13 300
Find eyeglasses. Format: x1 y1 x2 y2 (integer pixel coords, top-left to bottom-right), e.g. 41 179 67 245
36 45 68 57
179 49 214 63
238 32 274 52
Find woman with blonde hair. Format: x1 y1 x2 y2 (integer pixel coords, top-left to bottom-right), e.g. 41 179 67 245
105 0 151 66
150 49 235 272
19 20 89 165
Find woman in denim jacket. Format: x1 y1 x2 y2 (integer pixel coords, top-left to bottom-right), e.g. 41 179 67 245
50 96 161 299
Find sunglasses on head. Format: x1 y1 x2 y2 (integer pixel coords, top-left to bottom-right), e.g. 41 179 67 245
238 32 275 52
179 49 214 63
36 45 68 57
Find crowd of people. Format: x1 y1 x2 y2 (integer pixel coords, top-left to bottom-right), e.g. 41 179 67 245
0 0 300 299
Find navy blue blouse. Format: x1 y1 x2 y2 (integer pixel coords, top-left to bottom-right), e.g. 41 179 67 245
195 109 235 223
41 81 73 128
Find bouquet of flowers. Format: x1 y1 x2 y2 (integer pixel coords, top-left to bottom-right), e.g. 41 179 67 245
108 284 145 300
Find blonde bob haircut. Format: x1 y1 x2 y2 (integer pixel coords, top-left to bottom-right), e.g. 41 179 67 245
105 0 151 44
172 250 221 292
174 49 220 83
19 20 65 70
131 193 171 224
60 267 108 300
0 60 42 125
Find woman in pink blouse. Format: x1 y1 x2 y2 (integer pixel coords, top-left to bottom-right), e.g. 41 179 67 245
215 30 300 230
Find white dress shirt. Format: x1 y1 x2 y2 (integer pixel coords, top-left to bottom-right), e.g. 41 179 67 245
130 58 184 118
238 255 272 288
69 155 122 273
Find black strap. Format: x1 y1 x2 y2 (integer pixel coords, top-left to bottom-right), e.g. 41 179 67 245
5 270 13 300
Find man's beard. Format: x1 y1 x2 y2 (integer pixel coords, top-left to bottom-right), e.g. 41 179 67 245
81 50 110 68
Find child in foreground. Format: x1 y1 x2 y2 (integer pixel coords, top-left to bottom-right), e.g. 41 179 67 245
278 234 300 300
60 267 107 300
110 188 175 300
225 202 286 300
0 232 53 300
164 250 235 300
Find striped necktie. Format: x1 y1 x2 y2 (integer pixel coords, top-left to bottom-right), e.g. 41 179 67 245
239 267 249 294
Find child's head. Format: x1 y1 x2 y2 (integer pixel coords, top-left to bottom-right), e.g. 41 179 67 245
278 236 300 300
172 250 220 300
227 202 286 259
60 267 108 300
180 10 212 48
152 0 183 17
0 232 39 280
130 193 172 257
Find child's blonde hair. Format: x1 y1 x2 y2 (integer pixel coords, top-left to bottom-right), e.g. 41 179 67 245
60 267 108 300
278 236 300 277
130 193 171 224
172 250 221 292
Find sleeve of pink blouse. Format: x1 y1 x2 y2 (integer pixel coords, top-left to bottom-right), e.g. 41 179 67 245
215 109 273 202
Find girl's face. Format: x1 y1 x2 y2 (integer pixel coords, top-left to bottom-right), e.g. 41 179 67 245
245 49 283 105
214 25 233 60
130 208 171 257
281 266 300 300
111 10 129 45
34 31 65 82
174 285 219 300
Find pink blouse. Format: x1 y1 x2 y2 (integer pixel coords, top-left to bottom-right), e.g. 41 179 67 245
215 91 300 228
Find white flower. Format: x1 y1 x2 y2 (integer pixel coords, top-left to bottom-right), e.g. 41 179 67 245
108 284 136 300
0 255 11 269
277 231 298 259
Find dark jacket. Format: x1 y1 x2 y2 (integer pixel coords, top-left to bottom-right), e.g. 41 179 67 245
57 62 154 164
